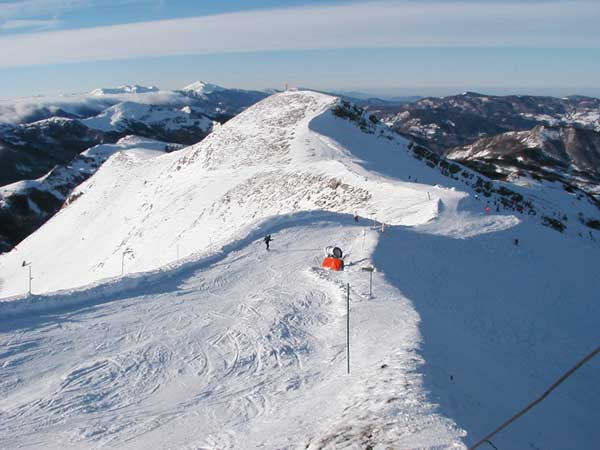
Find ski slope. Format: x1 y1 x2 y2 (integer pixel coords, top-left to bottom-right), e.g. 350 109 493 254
0 90 498 299
1 91 599 449
0 221 467 449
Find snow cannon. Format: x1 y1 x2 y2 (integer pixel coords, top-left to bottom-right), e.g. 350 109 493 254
325 246 343 259
322 246 344 271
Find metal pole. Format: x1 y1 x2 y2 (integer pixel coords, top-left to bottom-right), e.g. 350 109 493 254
362 266 375 298
28 265 32 295
428 191 431 200
347 283 350 374
121 252 125 276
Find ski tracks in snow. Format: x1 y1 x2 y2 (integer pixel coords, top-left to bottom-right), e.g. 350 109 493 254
0 223 465 449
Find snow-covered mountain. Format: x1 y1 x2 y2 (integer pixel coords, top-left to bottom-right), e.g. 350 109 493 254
2 89 599 322
89 84 160 96
0 90 187 125
0 91 599 450
0 91 449 295
376 91 600 150
82 101 217 142
182 80 227 95
0 117 109 186
0 82 267 182
0 82 268 126
446 124 600 197
0 110 215 253
0 82 269 254
0 136 176 253
369 91 600 200
0 102 216 185
176 80 269 119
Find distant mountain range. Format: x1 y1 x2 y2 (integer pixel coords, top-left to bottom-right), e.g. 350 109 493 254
0 82 269 186
89 84 161 95
446 124 600 196
376 92 600 148
371 91 600 197
321 90 421 108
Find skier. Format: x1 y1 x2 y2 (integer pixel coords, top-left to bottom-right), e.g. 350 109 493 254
354 213 359 223
514 238 519 247
264 234 273 251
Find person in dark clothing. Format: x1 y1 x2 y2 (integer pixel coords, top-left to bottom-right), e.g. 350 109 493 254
264 235 273 251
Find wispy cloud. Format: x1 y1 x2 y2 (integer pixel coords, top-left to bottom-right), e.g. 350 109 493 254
1 18 61 32
0 90 187 123
0 0 598 68
0 0 86 20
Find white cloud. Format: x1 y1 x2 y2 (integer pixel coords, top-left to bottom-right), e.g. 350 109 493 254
0 90 188 123
1 18 61 31
0 0 598 68
0 0 86 20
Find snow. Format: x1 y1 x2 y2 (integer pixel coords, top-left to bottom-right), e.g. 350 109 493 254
0 91 189 124
0 91 469 298
82 102 215 133
0 220 466 449
182 81 226 96
520 111 600 131
0 91 599 449
89 85 160 96
0 136 169 201
0 179 43 197
374 220 600 450
569 110 600 131
536 126 560 142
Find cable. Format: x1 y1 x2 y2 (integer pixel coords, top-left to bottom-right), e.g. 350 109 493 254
469 345 600 450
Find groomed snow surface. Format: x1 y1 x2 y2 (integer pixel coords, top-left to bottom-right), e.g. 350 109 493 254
1 91 599 449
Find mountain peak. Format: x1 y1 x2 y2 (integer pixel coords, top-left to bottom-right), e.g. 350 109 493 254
89 85 159 95
459 91 485 97
182 81 226 95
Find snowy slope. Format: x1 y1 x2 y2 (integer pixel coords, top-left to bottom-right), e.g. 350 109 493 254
0 221 470 450
0 136 173 253
1 136 169 200
182 80 227 96
0 91 599 450
0 91 484 297
82 101 216 133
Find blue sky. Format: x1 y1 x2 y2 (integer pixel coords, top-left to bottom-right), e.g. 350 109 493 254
0 0 599 98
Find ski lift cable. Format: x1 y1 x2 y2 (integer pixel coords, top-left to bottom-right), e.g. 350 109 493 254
469 344 600 450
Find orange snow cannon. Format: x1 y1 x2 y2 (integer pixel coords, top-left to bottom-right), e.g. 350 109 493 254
322 246 344 271
322 257 344 271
